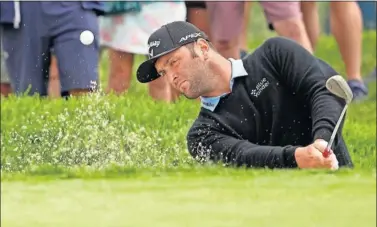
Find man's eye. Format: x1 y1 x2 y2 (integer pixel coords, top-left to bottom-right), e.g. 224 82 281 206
170 59 178 66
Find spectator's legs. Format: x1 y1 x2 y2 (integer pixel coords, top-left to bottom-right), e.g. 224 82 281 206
99 13 133 95
2 31 50 96
206 2 245 59
100 2 185 101
48 54 61 98
2 3 50 96
330 2 367 100
330 2 363 81
51 5 100 96
107 49 133 94
240 1 252 57
272 18 313 53
1 46 12 97
0 83 11 97
300 1 321 50
261 2 313 53
212 37 240 60
185 1 211 39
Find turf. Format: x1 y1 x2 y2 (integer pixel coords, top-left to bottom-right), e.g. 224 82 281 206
1 32 376 226
2 171 376 227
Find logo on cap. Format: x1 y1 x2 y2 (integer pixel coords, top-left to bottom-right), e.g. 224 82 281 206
179 32 201 43
148 40 160 48
147 40 160 59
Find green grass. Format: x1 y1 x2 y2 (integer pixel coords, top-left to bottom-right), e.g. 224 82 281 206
2 171 376 227
1 32 376 227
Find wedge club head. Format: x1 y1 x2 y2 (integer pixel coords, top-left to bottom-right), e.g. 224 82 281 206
326 75 353 104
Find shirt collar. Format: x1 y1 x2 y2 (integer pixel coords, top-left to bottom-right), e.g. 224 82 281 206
200 58 248 111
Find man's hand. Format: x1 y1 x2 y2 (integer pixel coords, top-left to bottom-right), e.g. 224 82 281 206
295 139 339 170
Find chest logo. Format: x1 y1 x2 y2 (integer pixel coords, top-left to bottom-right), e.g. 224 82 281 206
251 78 269 97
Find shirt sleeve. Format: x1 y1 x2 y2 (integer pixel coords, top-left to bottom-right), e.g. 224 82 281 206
260 37 347 146
187 121 299 168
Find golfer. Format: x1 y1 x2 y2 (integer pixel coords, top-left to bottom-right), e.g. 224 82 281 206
137 21 354 170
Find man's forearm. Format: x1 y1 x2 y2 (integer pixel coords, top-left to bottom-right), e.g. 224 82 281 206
308 59 347 144
227 140 299 168
187 129 299 168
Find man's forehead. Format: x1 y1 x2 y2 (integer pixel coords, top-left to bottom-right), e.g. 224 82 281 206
155 47 185 69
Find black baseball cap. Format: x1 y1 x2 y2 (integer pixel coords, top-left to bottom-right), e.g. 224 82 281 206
136 21 209 83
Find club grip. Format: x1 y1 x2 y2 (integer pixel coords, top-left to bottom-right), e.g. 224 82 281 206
322 147 331 158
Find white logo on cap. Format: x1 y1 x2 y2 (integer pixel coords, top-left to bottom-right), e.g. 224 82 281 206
148 41 160 48
179 32 201 43
149 49 154 58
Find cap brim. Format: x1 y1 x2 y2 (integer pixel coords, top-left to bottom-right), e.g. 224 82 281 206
136 59 159 83
136 47 180 83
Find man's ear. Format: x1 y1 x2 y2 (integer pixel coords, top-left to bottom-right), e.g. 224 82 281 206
197 38 210 59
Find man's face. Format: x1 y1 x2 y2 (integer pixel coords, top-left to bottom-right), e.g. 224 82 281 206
154 40 211 99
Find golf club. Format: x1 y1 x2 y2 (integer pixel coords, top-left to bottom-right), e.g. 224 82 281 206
322 75 353 158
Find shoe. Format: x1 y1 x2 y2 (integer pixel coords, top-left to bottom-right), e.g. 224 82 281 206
347 79 369 102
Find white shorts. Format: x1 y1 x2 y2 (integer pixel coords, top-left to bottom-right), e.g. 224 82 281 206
99 2 187 55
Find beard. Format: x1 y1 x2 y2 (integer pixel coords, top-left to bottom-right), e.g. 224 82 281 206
182 86 201 99
181 55 215 99
183 72 213 99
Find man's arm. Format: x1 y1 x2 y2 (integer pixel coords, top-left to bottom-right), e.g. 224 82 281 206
259 37 347 147
187 121 299 168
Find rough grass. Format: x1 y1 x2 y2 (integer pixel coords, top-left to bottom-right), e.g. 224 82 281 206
1 32 376 227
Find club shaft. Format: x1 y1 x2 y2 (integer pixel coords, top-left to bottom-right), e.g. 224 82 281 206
327 104 348 150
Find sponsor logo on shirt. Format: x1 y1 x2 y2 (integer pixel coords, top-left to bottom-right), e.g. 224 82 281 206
250 78 269 97
202 101 215 107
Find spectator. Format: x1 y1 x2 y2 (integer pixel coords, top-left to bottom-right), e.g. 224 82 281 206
240 1 252 58
300 2 368 101
1 27 12 97
99 1 186 102
206 1 313 59
185 1 210 40
0 1 103 97
47 54 61 98
1 47 12 97
1 28 59 98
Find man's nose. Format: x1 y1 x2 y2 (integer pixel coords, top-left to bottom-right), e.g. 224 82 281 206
167 72 178 85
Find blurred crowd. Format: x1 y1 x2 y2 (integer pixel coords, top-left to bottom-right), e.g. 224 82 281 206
0 1 375 102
